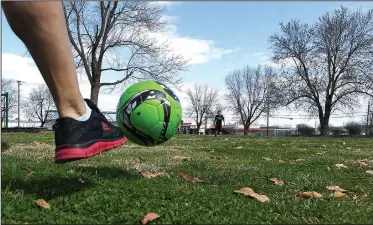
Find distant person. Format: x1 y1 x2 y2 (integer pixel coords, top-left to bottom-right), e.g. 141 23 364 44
2 2 126 164
214 110 225 136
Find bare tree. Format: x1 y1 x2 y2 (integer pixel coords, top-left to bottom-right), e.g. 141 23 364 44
225 65 279 135
1 79 17 122
269 6 373 135
185 84 219 133
63 1 188 104
23 84 55 127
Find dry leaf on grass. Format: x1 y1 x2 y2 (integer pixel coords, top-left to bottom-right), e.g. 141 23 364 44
141 171 169 178
270 178 284 186
298 191 323 199
234 188 270 203
330 191 347 199
220 170 225 175
78 178 85 184
26 170 33 176
179 172 203 183
326 185 346 192
262 157 272 161
279 160 285 164
172 156 191 161
316 152 325 155
141 213 160 224
335 163 348 168
360 161 368 168
35 199 50 209
366 170 373 175
360 193 368 198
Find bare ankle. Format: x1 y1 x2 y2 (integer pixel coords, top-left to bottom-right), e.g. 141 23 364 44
57 99 86 119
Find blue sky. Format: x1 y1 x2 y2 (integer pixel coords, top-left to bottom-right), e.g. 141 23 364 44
163 1 373 87
2 1 372 126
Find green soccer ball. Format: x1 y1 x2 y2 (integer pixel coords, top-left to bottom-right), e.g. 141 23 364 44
116 80 182 146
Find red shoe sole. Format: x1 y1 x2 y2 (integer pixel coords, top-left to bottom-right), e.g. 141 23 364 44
55 137 127 164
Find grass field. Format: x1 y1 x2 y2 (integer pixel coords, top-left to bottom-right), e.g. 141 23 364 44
2 132 373 224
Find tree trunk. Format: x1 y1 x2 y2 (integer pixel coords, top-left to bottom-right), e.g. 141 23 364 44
196 124 201 134
319 116 330 136
243 125 248 135
320 102 332 136
90 82 101 105
40 120 46 128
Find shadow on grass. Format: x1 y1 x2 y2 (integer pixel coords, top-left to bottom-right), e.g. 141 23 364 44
77 166 140 180
1 176 94 200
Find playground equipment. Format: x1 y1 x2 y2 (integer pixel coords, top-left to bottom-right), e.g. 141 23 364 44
1 93 9 128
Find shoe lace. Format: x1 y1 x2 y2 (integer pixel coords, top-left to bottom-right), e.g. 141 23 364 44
52 99 109 130
84 99 109 122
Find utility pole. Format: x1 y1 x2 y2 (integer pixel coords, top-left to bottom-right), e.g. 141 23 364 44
266 98 270 136
17 80 22 128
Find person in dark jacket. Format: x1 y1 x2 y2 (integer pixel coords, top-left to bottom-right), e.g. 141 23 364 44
213 110 225 136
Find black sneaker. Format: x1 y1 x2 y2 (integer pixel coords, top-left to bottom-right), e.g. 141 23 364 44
54 99 127 164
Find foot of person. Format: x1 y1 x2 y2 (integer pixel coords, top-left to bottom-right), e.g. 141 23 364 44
54 99 127 164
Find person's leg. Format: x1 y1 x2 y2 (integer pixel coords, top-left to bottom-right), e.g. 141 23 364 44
2 2 126 163
2 1 84 118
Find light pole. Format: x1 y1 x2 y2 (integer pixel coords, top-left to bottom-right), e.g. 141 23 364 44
17 80 22 127
266 97 270 136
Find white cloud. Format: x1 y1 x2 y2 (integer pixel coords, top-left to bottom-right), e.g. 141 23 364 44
150 22 235 65
1 53 115 112
2 54 44 84
243 52 295 69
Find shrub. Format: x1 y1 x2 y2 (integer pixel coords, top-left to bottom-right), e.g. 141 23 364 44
344 121 362 135
329 126 345 136
296 123 315 136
